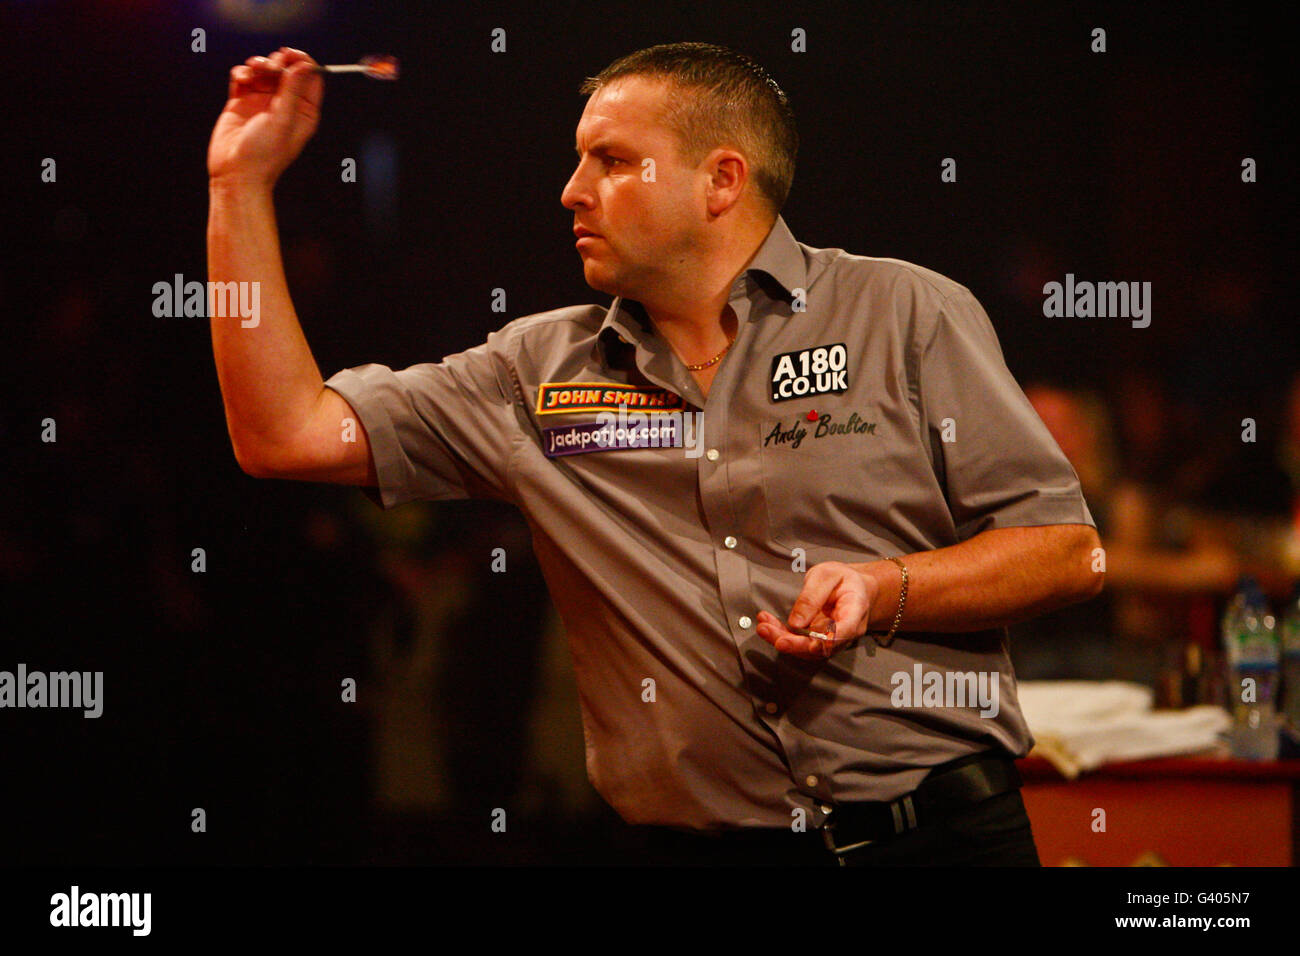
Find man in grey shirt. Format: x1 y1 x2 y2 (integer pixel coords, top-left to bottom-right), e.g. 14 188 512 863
208 41 1102 866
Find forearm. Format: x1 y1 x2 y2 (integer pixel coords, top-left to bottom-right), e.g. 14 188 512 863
853 524 1104 633
207 177 325 467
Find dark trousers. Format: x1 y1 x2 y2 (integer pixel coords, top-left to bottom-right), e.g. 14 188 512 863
631 788 1041 866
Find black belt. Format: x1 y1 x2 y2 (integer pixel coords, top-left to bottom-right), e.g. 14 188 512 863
820 751 1022 858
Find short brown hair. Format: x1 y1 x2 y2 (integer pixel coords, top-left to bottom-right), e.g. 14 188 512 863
579 42 798 218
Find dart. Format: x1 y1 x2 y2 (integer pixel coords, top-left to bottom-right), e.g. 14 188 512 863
314 55 400 80
792 621 836 642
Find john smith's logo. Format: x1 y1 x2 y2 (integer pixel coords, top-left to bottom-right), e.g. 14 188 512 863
535 382 685 415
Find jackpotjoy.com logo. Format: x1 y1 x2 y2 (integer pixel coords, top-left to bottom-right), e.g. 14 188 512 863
543 408 704 458
152 273 260 327
598 408 705 457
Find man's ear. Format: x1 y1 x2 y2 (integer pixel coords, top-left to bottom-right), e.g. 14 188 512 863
704 148 747 216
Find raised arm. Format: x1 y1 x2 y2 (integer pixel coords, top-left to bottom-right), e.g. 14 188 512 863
207 46 374 485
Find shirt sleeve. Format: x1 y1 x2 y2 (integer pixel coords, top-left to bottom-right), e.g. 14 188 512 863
916 289 1096 540
322 327 521 509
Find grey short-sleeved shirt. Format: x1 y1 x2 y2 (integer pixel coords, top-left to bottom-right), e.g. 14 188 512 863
324 215 1095 830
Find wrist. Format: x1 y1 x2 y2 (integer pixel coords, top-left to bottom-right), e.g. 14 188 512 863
209 172 277 200
856 557 908 637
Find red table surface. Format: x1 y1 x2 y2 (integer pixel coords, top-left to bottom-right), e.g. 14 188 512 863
1018 753 1300 781
1016 754 1300 866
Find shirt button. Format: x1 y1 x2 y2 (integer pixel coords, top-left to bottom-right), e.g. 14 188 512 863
738 615 753 629
764 701 779 714
705 448 720 461
723 535 737 549
820 804 834 815
805 774 819 788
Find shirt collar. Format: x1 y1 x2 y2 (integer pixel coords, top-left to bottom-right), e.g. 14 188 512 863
597 214 808 366
735 212 807 306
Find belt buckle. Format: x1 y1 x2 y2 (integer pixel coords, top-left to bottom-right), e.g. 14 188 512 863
821 793 919 859
820 807 876 858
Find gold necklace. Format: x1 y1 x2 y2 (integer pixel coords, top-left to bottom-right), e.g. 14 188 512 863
684 334 736 371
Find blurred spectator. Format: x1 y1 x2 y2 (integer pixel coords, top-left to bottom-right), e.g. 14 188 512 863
1194 368 1300 593
1010 380 1242 697
352 496 575 861
1007 384 1118 681
1282 372 1300 576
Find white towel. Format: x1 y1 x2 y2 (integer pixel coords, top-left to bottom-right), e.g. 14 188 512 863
1016 680 1231 777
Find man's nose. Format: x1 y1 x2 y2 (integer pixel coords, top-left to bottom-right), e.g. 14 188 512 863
561 167 589 210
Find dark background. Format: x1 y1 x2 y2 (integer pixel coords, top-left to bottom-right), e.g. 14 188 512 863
1 0 1294 864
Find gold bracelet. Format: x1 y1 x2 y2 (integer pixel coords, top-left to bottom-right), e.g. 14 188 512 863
872 556 908 647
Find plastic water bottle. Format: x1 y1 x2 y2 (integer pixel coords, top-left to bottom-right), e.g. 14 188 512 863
1219 577 1249 706
1281 581 1300 734
1223 579 1280 760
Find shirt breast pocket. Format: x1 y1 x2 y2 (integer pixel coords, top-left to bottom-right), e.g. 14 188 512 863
756 415 887 558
